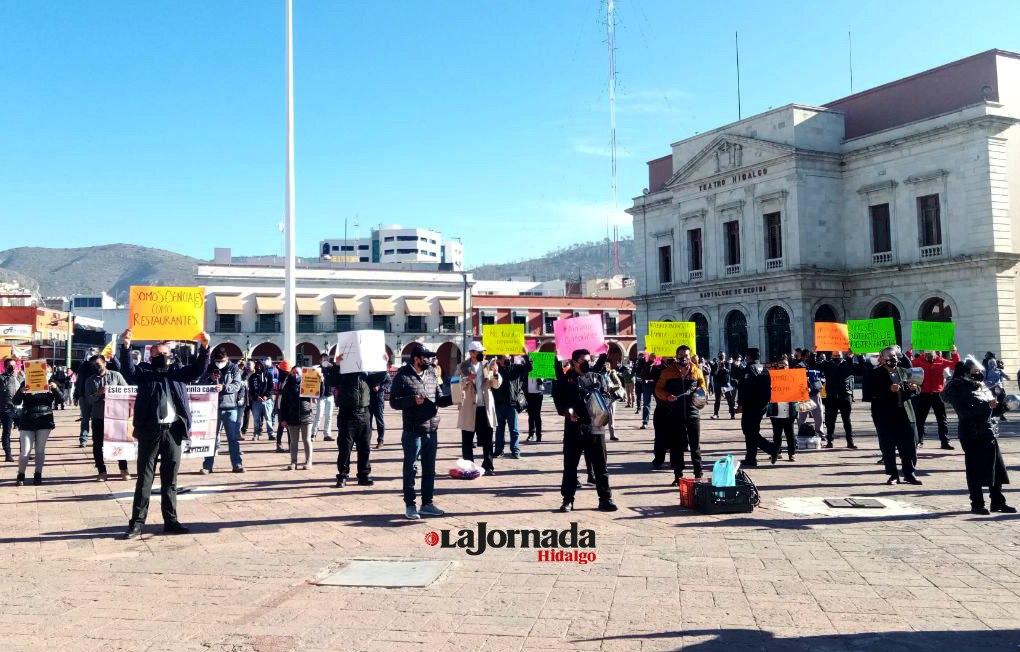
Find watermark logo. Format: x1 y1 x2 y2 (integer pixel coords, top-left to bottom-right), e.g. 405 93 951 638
423 522 597 564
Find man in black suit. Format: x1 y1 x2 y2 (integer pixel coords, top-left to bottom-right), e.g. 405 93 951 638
119 328 211 539
734 348 778 467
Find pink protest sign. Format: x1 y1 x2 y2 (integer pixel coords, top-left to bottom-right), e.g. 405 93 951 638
525 339 538 353
553 315 607 360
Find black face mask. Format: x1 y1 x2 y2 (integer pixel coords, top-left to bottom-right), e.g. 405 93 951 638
578 361 591 374
971 371 985 382
151 355 168 370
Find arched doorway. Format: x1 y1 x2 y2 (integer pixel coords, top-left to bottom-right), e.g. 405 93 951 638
871 301 903 345
765 306 792 362
296 342 320 368
606 342 624 366
919 297 952 322
690 313 710 359
436 342 462 380
251 342 283 362
212 341 243 361
725 310 748 358
814 304 838 323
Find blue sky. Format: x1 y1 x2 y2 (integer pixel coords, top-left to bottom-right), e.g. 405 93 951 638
3 1 1019 267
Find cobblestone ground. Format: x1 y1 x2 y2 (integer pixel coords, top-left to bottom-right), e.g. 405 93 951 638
1 397 1018 652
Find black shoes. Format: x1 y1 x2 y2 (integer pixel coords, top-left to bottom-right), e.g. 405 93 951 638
670 478 679 487
492 452 504 459
991 504 1017 513
33 473 41 486
824 440 834 449
886 476 900 485
941 442 955 450
15 473 25 486
123 524 143 540
586 475 596 485
357 477 374 486
559 501 573 512
769 450 779 465
374 440 383 449
511 452 521 459
651 462 663 471
232 467 245 473
163 522 190 535
4 454 13 462
484 469 495 476
847 441 858 450
903 476 923 485
335 476 348 488
597 500 619 512
971 506 990 515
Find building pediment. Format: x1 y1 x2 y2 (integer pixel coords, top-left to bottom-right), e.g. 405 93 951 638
664 134 795 190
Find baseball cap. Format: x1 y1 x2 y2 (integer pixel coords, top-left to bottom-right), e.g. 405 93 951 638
407 343 437 359
468 341 485 353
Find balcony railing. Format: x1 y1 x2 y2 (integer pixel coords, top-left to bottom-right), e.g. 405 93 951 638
214 320 242 333
920 244 943 259
404 324 429 334
255 322 281 333
872 251 893 264
725 264 741 275
438 323 461 334
660 281 681 291
765 258 783 271
688 269 703 282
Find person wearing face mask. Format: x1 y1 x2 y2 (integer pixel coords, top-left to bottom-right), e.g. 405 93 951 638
654 345 708 483
492 353 533 459
910 346 959 450
867 346 922 485
943 358 1015 514
323 354 375 486
119 329 211 539
817 350 862 449
734 348 780 467
199 349 245 474
553 349 617 513
0 359 19 463
278 365 316 471
12 374 63 486
456 346 501 475
247 360 275 440
83 354 129 481
272 361 290 452
710 351 736 420
390 344 453 519
767 358 798 462
238 360 253 436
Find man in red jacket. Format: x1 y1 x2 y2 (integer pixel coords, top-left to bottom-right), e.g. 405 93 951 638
910 345 959 450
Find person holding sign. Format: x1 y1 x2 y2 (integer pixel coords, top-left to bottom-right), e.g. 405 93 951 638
456 345 502 475
492 355 533 459
767 359 800 462
909 346 959 450
11 377 62 486
867 346 922 486
653 345 708 483
734 348 780 467
278 366 316 471
323 357 374 487
119 328 211 540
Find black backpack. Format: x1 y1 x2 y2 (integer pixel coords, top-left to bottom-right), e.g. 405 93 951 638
798 422 816 438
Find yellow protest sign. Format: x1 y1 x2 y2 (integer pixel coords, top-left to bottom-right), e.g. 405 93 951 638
128 286 205 341
101 342 115 360
24 359 49 393
482 324 526 355
646 321 697 357
300 367 322 398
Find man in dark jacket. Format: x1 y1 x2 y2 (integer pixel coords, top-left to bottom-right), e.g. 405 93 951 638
247 361 275 440
710 352 735 419
200 348 245 473
325 358 374 488
389 344 452 519
868 346 922 485
492 354 533 459
0 359 19 462
119 329 211 539
368 368 391 448
818 351 863 449
633 352 647 414
735 348 779 467
74 354 99 447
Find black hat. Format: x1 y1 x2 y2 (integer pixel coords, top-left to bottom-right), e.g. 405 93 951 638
407 343 437 359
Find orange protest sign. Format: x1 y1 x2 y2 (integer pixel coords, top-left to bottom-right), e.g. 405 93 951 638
128 286 205 341
814 322 849 352
300 367 322 399
24 359 49 393
769 368 809 403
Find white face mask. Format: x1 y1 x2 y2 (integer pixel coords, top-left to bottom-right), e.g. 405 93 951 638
215 361 228 369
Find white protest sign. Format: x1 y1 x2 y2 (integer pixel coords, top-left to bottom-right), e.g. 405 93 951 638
336 330 389 373
103 385 220 461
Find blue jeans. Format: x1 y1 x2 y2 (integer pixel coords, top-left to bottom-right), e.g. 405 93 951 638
204 407 242 470
401 429 437 507
78 403 91 443
494 403 520 455
250 398 274 435
640 383 654 425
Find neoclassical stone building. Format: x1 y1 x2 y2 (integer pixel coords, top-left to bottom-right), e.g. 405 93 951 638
628 49 1020 363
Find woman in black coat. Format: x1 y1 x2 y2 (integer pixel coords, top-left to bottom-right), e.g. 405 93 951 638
943 360 1015 515
13 380 62 486
277 368 316 470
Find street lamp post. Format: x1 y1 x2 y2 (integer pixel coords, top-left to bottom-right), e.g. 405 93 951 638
282 0 297 363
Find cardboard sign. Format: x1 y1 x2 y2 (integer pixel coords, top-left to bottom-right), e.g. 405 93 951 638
128 286 205 341
770 368 809 402
529 351 557 380
847 318 897 354
24 359 49 393
300 367 322 398
336 330 389 373
103 385 219 460
911 321 955 351
482 324 526 355
100 341 115 360
646 321 697 357
814 322 850 352
553 315 607 360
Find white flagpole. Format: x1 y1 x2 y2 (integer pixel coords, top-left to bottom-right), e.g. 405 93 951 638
283 0 297 362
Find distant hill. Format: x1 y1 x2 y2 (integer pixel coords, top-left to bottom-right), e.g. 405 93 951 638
469 237 636 282
0 267 41 294
0 245 202 297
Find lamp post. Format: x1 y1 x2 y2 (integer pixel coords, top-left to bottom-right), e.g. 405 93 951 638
282 0 298 363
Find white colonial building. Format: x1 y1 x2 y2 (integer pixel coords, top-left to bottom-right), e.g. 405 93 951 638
628 49 1020 363
196 261 472 377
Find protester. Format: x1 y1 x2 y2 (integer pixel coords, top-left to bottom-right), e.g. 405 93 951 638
83 354 130 481
326 356 375 486
272 360 289 452
552 349 617 512
637 354 656 428
368 364 391 449
524 367 545 443
910 346 959 449
943 358 1015 514
247 360 275 441
0 359 18 463
605 360 624 442
735 348 779 467
457 349 501 476
710 352 735 420
633 352 647 414
312 354 334 442
73 355 98 448
619 358 635 409
52 366 71 409
798 354 825 435
867 346 922 485
767 359 798 462
239 360 254 436
653 345 707 484
817 351 860 449
200 349 245 474
12 377 62 486
278 365 315 471
491 354 531 459
119 329 211 539
390 344 452 519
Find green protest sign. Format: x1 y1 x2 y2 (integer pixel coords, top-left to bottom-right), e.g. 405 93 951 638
911 321 955 351
847 317 897 353
529 351 557 380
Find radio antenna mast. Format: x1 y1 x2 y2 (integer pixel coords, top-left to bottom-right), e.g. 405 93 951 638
607 0 618 276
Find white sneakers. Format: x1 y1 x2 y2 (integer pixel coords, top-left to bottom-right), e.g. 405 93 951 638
405 503 445 519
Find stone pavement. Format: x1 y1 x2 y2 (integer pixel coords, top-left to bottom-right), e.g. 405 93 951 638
1 398 1019 652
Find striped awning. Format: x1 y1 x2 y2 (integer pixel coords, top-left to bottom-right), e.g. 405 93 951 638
404 298 431 316
369 298 396 316
255 295 284 314
214 295 244 315
332 297 360 315
296 297 321 315
438 298 463 315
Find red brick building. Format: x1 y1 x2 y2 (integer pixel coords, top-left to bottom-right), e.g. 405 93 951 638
470 295 638 361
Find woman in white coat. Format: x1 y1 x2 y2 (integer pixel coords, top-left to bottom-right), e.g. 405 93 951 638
457 347 502 476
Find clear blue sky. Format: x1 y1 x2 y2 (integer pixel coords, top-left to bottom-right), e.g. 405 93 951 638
2 1 1018 267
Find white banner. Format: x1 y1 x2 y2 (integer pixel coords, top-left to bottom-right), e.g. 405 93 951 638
336 330 389 373
103 385 220 461
0 324 32 339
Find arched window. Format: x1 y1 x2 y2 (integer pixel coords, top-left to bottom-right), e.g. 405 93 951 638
725 310 748 357
919 297 952 322
871 301 903 345
765 306 792 362
690 313 710 359
814 304 838 323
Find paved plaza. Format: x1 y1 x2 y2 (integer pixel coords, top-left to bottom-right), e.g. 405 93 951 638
1 400 1019 652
